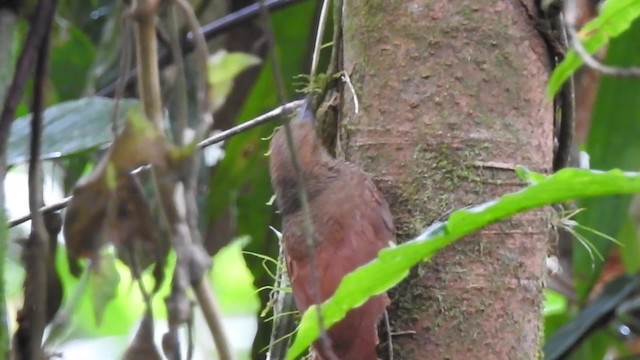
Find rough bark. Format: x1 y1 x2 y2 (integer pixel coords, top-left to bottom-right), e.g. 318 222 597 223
339 0 553 358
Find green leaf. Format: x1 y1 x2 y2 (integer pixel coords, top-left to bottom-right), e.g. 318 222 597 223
45 245 176 343
7 97 139 165
618 215 640 273
50 23 96 100
546 0 640 96
207 51 262 84
544 290 568 317
543 275 640 360
210 236 260 314
286 168 640 359
544 290 571 342
207 50 262 111
90 249 120 326
573 18 640 300
516 165 546 184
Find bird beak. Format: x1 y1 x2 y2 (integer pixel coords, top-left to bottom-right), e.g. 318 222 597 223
297 95 316 124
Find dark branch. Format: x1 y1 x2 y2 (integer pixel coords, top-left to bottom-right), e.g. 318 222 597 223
13 0 56 358
96 0 308 97
8 99 302 225
0 0 58 168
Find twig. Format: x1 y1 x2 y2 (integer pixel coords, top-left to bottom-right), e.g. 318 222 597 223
18 2 56 356
390 330 416 337
258 1 336 358
471 161 517 171
111 13 133 138
553 12 575 171
166 5 189 145
384 310 394 360
341 72 359 114
97 0 308 98
330 0 343 77
193 278 235 360
310 0 330 77
7 100 303 228
9 196 70 228
168 182 235 360
564 0 640 77
172 1 235 358
175 0 213 134
197 100 302 148
129 0 164 129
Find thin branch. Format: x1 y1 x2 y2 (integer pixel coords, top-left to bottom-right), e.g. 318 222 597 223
129 0 164 129
310 0 330 77
97 0 308 98
111 13 134 137
198 100 302 148
193 278 235 360
553 12 575 171
172 1 234 358
8 100 302 228
384 310 394 360
564 0 640 77
9 196 70 228
329 0 343 77
258 1 336 358
175 0 213 134
25 40 49 360
17 1 56 356
0 0 57 168
166 5 189 145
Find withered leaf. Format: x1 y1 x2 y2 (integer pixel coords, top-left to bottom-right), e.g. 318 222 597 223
63 107 178 276
106 173 168 273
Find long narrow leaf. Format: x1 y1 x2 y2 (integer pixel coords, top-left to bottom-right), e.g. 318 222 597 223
286 167 640 359
546 0 640 96
573 18 640 300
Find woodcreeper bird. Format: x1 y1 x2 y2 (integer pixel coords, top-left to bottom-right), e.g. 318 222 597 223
269 98 395 359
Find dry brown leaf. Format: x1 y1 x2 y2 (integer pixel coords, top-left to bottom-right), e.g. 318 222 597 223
63 108 179 275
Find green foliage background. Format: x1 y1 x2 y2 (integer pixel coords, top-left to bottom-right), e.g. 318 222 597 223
2 0 640 359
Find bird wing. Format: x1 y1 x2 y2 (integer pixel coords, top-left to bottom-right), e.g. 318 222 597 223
282 168 394 359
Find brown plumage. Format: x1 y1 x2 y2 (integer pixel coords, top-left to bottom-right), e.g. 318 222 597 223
269 100 395 360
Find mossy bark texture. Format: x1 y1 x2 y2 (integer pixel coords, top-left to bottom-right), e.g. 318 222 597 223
340 0 553 358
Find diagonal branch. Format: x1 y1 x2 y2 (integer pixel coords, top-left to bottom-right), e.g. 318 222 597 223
0 0 57 168
97 0 309 98
7 100 303 228
13 0 56 358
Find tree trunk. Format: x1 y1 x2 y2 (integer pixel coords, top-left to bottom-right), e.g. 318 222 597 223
339 0 553 358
